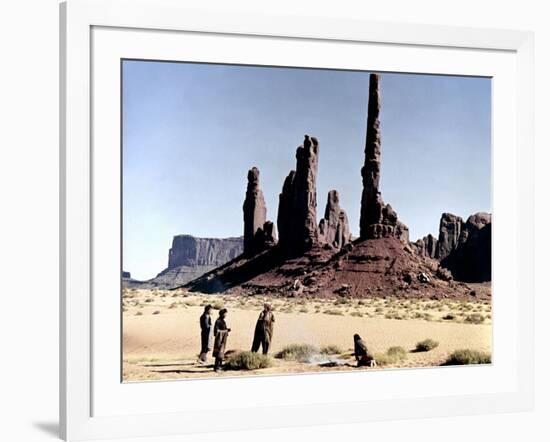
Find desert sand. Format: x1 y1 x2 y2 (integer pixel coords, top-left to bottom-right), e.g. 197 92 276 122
122 287 492 381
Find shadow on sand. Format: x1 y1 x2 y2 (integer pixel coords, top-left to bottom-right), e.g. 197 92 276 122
153 367 215 374
142 362 196 367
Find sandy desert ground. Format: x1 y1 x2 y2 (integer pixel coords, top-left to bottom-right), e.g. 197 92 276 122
122 286 492 381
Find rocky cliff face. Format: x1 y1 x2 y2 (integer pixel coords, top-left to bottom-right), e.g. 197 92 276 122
441 213 491 282
168 235 243 269
359 74 409 242
415 212 491 282
436 213 464 260
318 190 351 250
123 235 244 289
414 234 438 259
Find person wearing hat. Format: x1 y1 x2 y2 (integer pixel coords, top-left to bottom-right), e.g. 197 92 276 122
251 302 276 355
213 308 231 372
198 304 213 363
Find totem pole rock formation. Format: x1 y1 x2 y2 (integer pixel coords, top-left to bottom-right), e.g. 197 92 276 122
243 167 267 254
277 135 320 255
359 73 409 242
318 190 351 250
242 167 278 255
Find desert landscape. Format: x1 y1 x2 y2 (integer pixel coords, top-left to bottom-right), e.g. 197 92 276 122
123 72 492 381
123 287 491 381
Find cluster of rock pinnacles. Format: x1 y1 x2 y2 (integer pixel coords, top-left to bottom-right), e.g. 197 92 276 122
241 73 490 282
415 212 491 281
242 73 408 258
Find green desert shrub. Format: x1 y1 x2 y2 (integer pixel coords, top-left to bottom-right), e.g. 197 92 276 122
323 309 344 316
226 351 273 370
465 313 485 324
442 349 491 366
212 301 225 310
423 313 434 321
385 311 406 320
275 344 319 362
387 346 407 358
442 313 456 320
415 339 439 352
320 345 342 355
333 298 348 305
375 346 408 366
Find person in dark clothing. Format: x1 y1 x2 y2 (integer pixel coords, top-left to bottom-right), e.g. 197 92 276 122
213 308 231 372
354 333 376 367
251 303 276 355
198 305 213 363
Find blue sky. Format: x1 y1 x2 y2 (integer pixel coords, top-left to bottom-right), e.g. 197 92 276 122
123 60 491 280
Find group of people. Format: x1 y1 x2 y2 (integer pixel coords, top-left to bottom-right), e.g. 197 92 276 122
199 303 275 372
198 303 375 372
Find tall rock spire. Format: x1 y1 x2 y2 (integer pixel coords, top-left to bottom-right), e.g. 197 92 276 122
243 167 267 254
277 135 319 255
360 74 384 236
359 74 409 242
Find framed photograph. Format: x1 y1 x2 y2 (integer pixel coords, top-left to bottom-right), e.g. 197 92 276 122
60 0 534 440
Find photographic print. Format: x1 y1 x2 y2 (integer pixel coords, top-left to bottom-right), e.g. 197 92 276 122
122 61 492 381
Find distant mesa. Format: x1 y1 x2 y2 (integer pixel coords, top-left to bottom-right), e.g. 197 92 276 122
123 235 243 289
168 235 242 269
128 73 491 298
122 270 142 287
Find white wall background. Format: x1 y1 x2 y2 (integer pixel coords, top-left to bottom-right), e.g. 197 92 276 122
0 1 547 441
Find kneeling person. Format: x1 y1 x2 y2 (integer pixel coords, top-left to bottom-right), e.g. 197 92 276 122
354 333 376 367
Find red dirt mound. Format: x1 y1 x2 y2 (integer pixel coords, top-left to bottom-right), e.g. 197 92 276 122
185 237 489 300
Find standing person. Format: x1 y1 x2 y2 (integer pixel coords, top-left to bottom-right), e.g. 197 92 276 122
213 308 231 372
198 305 213 364
251 303 275 355
353 333 376 367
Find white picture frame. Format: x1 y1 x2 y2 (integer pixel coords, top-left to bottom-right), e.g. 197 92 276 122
60 0 534 440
